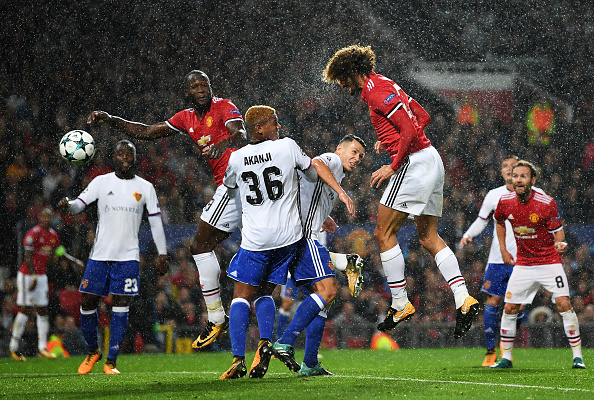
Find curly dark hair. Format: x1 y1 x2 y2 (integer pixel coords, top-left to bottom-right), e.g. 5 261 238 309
323 45 376 83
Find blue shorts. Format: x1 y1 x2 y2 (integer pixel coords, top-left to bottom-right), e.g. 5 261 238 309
482 263 514 297
227 239 302 286
290 238 335 287
282 276 310 300
79 260 140 296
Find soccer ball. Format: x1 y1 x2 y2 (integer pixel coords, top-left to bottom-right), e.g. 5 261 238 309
59 130 96 166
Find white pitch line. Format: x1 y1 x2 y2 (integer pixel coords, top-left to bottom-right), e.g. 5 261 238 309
333 374 594 393
1 371 591 393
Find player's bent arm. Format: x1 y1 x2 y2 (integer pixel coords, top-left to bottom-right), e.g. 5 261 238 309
496 221 514 265
57 197 86 214
553 229 568 254
313 159 346 199
23 249 35 275
387 109 418 171
301 163 318 182
69 198 87 214
204 120 248 160
225 120 248 148
460 217 489 248
148 214 168 256
313 159 355 216
409 98 431 129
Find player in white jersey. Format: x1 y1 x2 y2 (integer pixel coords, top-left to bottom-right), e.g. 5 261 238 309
460 156 543 366
273 134 366 376
220 106 354 379
219 105 315 379
274 135 366 346
58 140 168 375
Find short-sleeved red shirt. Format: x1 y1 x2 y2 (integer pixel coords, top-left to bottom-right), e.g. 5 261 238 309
167 97 243 186
494 190 563 266
19 225 60 275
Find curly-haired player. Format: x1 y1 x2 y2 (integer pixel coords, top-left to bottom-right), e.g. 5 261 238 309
324 45 479 338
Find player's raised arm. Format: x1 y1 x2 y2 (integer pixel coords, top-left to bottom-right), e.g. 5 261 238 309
87 111 175 140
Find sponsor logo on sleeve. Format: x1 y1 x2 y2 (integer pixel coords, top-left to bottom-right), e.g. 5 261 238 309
383 93 396 105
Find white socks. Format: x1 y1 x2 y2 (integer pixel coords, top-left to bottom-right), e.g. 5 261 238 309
380 244 409 310
9 312 28 352
329 252 347 272
37 314 50 351
560 309 583 359
193 251 226 324
435 247 469 308
499 312 518 360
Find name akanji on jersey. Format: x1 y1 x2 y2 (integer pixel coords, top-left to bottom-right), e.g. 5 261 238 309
494 190 563 266
166 97 243 186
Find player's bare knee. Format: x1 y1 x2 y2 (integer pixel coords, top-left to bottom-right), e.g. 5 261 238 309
373 227 392 249
281 298 293 311
555 296 572 313
487 296 502 307
504 303 521 314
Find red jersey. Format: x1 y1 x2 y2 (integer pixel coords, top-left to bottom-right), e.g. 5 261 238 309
19 224 60 275
361 72 431 171
494 190 563 266
166 96 243 186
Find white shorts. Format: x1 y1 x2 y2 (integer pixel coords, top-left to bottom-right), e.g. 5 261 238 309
16 272 49 307
504 263 570 304
200 185 242 233
380 146 444 216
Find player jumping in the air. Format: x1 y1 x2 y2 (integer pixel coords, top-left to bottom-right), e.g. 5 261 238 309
324 45 479 338
87 70 245 349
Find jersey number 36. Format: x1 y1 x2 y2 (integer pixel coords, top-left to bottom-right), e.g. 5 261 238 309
241 166 284 205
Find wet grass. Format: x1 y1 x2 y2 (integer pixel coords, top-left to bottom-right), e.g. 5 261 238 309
0 348 592 399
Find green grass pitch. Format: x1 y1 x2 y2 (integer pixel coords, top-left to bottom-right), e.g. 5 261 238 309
1 348 592 399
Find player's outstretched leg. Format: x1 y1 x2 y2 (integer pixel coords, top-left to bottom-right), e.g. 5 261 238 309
345 254 364 298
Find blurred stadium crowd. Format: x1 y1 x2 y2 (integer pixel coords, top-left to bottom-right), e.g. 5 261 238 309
1 1 593 355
